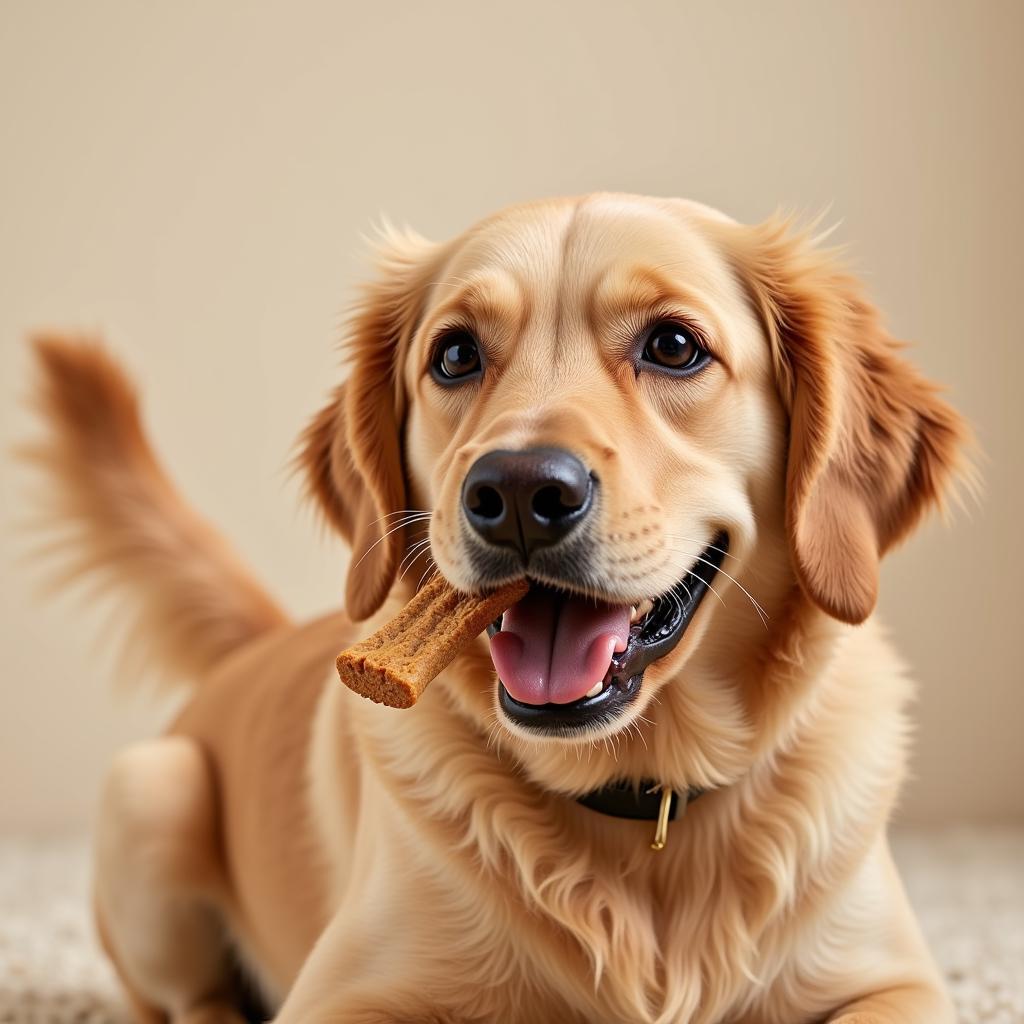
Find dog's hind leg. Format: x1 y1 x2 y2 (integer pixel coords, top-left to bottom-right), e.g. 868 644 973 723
94 736 246 1024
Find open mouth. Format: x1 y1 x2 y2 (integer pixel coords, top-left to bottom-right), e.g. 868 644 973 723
489 532 729 735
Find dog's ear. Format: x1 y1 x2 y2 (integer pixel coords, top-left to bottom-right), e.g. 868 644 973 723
721 216 971 624
298 229 445 621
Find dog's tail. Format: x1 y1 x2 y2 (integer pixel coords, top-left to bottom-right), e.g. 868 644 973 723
24 334 288 686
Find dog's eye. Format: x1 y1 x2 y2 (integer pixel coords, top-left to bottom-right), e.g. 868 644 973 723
431 330 482 382
640 322 709 374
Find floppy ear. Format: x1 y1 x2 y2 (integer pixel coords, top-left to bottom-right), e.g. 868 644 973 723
722 217 971 624
298 228 444 621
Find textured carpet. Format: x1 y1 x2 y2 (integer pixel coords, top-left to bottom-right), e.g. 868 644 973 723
1 829 1021 1022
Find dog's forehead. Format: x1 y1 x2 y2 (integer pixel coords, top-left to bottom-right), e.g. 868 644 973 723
437 195 738 312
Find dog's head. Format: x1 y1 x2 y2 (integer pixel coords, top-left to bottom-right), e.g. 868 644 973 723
301 195 968 779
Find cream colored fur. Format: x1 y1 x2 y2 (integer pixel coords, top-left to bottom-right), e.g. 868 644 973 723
28 194 968 1023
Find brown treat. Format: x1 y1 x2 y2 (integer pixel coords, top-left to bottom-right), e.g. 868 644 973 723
336 575 529 709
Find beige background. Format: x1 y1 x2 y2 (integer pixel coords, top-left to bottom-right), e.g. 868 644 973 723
1 1 1021 832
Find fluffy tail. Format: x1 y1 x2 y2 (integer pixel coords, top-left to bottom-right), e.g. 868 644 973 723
24 333 288 685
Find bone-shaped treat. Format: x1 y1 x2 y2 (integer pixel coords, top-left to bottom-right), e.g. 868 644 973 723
336 575 529 709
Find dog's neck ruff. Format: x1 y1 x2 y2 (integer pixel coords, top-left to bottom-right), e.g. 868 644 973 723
575 780 705 851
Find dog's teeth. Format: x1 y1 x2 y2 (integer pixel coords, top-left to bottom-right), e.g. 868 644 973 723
629 605 639 623
584 681 604 699
631 599 654 624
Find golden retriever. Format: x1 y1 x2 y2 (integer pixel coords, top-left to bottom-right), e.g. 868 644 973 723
29 193 969 1023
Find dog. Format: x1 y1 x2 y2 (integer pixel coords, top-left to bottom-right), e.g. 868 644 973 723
29 193 969 1023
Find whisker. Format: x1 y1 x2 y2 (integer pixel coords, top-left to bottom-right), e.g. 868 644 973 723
367 508 433 527
699 576 729 613
485 715 503 754
662 584 692 626
628 718 649 751
663 568 728 615
352 513 432 571
663 548 767 625
662 534 769 626
697 562 767 625
397 537 433 581
400 535 431 559
660 532 737 564
416 558 440 592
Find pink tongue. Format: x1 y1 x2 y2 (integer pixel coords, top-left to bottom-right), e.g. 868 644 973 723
489 590 631 705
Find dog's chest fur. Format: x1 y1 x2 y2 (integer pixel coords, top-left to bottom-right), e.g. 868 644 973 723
299 617 909 1024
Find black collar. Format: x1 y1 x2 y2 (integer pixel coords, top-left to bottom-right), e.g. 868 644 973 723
576 779 705 850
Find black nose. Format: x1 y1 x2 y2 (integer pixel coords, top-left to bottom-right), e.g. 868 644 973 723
462 447 594 560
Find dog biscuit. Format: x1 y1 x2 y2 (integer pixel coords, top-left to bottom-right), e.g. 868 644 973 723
336 575 529 709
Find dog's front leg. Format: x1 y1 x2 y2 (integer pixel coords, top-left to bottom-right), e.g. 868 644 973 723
275 991 462 1024
779 841 955 1024
270 867 496 1024
821 848 954 1023
819 880 953 1024
827 981 954 1024
273 964 470 1024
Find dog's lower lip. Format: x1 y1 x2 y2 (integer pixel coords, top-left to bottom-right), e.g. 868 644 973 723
493 531 730 735
498 672 643 735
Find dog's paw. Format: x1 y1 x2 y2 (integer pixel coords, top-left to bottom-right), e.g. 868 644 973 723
175 1004 249 1024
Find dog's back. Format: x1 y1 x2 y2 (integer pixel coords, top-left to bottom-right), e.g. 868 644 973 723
27 336 346 1011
